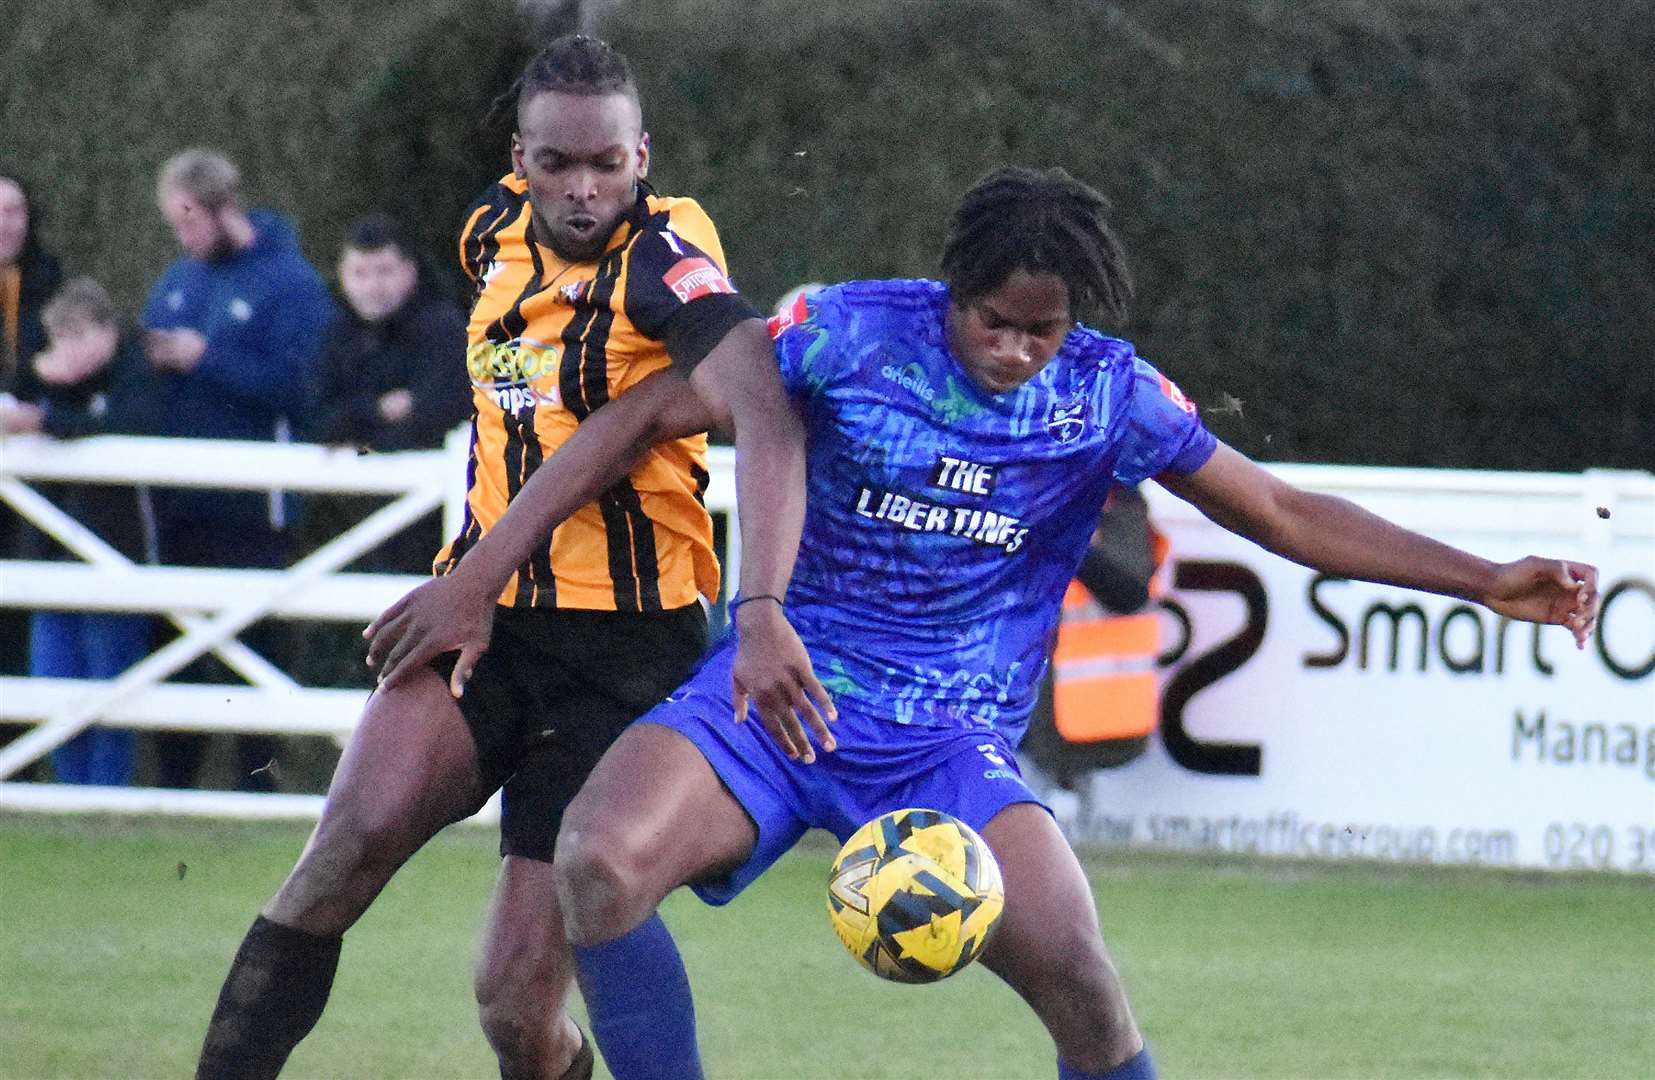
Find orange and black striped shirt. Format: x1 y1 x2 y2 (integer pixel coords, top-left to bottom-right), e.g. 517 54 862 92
435 174 750 612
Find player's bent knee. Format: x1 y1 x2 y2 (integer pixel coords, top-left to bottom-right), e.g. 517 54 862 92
553 825 652 945
1066 941 1127 1008
1012 927 1130 1018
1049 939 1138 1049
305 811 407 883
476 994 538 1064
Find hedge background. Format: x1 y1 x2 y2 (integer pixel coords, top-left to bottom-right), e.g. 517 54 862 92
4 0 1651 470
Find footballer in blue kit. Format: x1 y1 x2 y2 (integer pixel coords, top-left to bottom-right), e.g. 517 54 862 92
769 278 1215 736
368 166 1600 1080
643 277 1218 905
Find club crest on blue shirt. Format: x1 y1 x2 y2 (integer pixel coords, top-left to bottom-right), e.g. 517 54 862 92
1044 391 1089 444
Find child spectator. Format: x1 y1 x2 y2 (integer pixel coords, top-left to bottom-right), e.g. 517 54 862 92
298 212 469 585
307 212 469 453
0 277 163 784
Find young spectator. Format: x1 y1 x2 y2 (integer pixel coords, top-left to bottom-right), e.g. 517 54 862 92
141 148 335 791
307 212 469 453
288 213 471 688
0 278 164 784
299 212 470 581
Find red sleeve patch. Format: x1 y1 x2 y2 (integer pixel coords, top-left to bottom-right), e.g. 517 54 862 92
1157 373 1197 415
766 291 811 339
663 257 735 304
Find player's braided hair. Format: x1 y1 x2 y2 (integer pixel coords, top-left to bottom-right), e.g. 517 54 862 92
485 34 639 129
941 166 1133 324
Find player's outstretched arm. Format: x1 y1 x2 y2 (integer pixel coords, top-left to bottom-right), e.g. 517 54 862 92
1157 443 1600 647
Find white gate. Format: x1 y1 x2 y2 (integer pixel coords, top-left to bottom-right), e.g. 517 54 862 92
0 431 736 816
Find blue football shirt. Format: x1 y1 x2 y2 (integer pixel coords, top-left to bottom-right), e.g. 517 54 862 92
768 279 1216 739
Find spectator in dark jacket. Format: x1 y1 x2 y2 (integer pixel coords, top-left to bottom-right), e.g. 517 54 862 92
0 168 63 401
295 214 469 590
308 213 470 453
0 278 164 784
0 168 66 687
140 148 335 791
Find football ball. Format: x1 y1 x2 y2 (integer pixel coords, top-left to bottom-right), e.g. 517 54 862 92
826 808 1005 983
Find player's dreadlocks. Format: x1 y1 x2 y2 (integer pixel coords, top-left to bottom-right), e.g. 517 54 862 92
941 166 1133 324
485 34 639 129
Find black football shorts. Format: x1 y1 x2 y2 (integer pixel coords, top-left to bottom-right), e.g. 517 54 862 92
433 603 708 861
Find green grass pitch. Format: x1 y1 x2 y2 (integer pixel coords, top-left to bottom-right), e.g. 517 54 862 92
1 814 1650 1079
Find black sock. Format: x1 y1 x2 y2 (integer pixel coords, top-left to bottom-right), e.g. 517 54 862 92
558 1027 594 1080
195 915 342 1080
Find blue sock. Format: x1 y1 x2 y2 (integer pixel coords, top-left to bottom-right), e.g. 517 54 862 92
573 913 704 1080
1060 1047 1156 1080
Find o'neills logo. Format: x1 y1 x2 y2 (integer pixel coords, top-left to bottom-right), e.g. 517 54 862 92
880 361 935 402
663 257 734 302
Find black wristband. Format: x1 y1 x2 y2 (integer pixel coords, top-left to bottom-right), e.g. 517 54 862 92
729 593 784 614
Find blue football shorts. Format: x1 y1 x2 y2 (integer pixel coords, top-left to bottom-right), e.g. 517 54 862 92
641 640 1046 905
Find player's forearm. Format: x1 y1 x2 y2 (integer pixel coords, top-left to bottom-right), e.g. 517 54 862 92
1253 486 1500 603
452 370 715 598
691 320 808 600
730 398 807 601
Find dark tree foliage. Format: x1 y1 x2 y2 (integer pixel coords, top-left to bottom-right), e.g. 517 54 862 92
4 0 1650 469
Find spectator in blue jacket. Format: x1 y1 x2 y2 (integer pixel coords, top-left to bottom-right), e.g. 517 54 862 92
141 147 335 791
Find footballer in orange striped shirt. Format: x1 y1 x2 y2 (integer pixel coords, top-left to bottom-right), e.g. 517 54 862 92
437 127 754 613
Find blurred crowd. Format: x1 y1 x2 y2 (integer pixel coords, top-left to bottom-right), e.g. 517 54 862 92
0 150 472 791
0 148 1164 802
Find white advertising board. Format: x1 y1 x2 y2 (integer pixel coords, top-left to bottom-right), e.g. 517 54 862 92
1065 467 1655 873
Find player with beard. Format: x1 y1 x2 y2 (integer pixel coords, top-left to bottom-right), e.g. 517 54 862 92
194 35 814 1080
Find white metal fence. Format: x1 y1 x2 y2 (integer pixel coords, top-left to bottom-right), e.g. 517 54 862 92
0 431 736 816
2 431 1647 846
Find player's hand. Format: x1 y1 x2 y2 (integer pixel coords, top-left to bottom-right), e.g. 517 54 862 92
730 600 837 763
364 573 498 695
1481 557 1599 649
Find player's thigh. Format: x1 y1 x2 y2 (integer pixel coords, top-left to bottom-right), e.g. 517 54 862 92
976 802 1115 995
312 668 489 857
559 722 757 902
268 669 490 928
